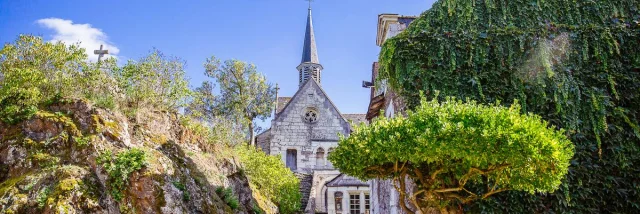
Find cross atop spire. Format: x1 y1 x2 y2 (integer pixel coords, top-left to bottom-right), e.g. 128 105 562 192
306 0 313 9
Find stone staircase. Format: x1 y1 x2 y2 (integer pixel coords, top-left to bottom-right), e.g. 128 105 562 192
296 173 313 212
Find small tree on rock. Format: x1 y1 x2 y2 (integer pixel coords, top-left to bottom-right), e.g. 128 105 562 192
0 35 88 124
204 56 275 146
329 97 574 214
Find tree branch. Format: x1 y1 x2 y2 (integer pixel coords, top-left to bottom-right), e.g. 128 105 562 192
393 175 416 214
482 188 509 199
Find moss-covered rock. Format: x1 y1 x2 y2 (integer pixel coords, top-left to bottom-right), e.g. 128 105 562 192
0 99 268 213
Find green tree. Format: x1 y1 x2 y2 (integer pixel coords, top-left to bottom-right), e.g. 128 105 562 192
203 56 275 146
114 49 191 114
0 35 88 124
329 97 574 213
186 81 217 121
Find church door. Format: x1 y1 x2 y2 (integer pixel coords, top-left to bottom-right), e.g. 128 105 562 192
286 149 297 170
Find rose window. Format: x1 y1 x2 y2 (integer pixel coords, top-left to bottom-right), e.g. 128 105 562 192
304 109 318 123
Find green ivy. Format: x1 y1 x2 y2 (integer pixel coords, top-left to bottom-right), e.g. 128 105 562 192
378 0 640 212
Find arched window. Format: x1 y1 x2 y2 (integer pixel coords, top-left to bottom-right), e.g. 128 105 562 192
316 147 325 168
335 192 343 213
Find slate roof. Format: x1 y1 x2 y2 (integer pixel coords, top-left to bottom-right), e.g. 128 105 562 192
342 114 368 125
276 97 292 114
256 128 270 137
301 8 319 64
326 174 369 187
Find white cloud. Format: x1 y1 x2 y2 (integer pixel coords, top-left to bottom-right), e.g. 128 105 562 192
37 18 120 62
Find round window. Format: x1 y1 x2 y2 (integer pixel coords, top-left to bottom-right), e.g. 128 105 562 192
303 109 319 123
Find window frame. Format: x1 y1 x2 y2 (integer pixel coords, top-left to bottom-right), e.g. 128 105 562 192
349 194 361 214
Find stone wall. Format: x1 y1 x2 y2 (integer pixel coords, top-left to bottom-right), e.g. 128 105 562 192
256 129 271 154
307 170 341 213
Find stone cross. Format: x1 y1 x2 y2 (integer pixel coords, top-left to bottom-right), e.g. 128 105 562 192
274 83 280 116
93 44 109 63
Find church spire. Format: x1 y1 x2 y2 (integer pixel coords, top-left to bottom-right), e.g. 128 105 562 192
297 4 323 87
301 7 319 64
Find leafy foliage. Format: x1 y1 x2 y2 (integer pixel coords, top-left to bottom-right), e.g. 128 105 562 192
172 181 191 201
0 35 192 124
378 0 640 212
97 148 147 201
0 34 292 211
0 35 87 124
330 97 573 212
186 81 217 121
236 145 301 214
114 49 192 112
216 186 240 210
203 56 276 146
179 116 244 150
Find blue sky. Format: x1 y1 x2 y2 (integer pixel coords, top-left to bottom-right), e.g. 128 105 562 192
0 0 435 120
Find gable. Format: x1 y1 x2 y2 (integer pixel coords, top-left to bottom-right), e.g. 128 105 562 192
275 80 351 133
326 174 368 187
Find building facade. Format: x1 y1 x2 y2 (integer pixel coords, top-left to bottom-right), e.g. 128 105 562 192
364 14 417 214
256 6 369 214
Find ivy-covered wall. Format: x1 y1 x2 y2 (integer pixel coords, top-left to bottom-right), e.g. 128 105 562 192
378 0 640 212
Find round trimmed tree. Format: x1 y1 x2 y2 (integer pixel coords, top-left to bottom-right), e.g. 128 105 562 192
329 97 574 213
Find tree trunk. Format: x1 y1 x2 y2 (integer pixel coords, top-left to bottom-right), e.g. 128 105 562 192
439 206 461 214
248 120 255 146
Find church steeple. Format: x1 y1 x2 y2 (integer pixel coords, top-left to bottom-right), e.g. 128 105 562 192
297 6 323 87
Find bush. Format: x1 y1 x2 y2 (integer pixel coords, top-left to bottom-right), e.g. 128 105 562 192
0 35 193 124
329 97 574 212
114 49 191 112
0 35 87 124
172 181 190 201
97 148 147 201
235 146 301 214
216 186 239 210
179 116 245 150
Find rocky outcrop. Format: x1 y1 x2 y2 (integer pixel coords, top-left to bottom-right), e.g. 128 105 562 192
0 99 271 213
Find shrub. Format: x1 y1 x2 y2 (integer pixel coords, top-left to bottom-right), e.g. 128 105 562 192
113 49 191 113
172 181 190 201
0 35 87 124
97 148 147 201
329 97 574 212
216 186 239 210
236 145 301 214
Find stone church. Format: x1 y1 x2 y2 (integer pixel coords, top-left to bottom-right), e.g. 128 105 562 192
256 6 371 214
